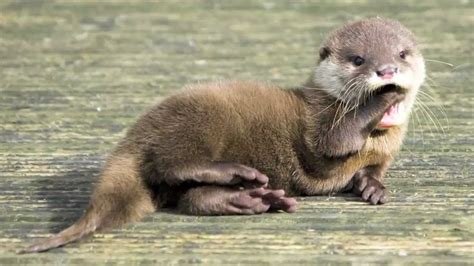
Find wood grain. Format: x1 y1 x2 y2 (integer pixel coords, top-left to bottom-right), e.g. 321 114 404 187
0 0 472 264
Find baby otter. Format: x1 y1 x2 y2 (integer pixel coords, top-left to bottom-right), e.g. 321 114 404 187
19 17 425 253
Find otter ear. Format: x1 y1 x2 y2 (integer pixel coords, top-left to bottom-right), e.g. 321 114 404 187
319 47 331 60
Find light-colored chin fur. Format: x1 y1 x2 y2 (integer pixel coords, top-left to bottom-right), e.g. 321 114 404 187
312 56 426 128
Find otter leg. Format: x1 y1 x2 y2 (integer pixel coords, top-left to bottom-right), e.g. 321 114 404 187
348 165 389 205
164 162 269 187
321 89 405 158
178 186 298 215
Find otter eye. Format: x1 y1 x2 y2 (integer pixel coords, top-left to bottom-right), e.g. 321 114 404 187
352 56 365 66
399 50 406 59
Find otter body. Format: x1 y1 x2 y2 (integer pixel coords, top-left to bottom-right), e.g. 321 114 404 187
128 81 403 197
20 17 425 253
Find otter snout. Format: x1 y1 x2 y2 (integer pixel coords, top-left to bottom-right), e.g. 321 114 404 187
376 64 398 80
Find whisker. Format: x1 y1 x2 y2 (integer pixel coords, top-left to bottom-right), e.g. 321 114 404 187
353 83 366 119
417 91 449 132
415 100 437 136
419 76 450 131
425 59 454 68
330 79 360 129
404 114 415 156
312 100 337 117
424 76 439 88
335 81 363 127
451 63 470 71
329 99 343 131
412 105 425 146
416 97 446 135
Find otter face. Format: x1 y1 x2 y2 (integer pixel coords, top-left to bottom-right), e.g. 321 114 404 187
313 18 425 128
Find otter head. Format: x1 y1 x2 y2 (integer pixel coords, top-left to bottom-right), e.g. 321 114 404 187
313 17 425 129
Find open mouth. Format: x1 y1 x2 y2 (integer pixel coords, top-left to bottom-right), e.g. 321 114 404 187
374 84 406 129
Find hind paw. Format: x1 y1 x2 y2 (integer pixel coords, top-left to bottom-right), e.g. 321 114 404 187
228 188 297 214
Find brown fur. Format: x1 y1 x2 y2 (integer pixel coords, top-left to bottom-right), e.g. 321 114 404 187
19 17 424 253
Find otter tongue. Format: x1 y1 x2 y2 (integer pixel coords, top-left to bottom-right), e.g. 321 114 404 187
377 102 405 129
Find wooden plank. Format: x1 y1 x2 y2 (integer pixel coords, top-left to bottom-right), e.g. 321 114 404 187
0 0 472 264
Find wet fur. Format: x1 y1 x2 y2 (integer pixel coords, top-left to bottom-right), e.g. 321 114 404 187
19 18 424 253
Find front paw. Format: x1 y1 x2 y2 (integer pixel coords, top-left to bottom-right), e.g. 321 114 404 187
353 176 388 205
374 84 406 104
365 87 405 123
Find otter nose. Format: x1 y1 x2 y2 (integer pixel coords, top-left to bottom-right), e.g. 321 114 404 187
376 65 398 79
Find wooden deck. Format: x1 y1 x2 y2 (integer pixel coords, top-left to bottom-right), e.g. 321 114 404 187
1 0 472 264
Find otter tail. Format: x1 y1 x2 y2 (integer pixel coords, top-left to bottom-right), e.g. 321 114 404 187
18 154 155 254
